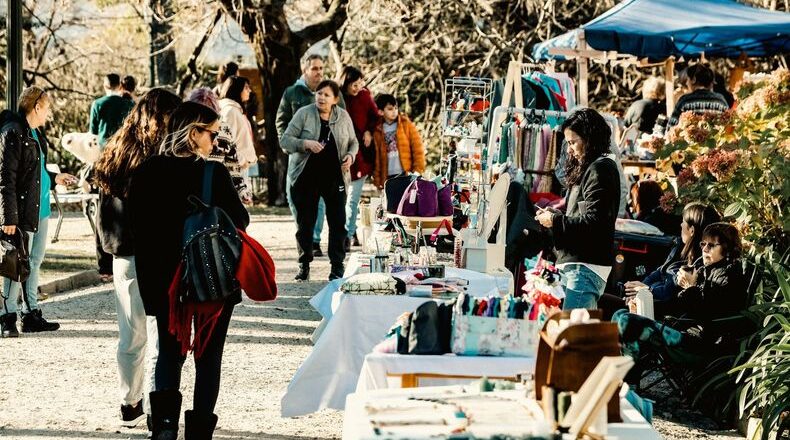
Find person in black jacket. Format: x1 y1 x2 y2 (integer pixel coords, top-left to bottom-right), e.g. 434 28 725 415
535 108 621 310
93 88 182 428
613 223 747 372
0 87 77 337
669 64 730 126
129 102 249 440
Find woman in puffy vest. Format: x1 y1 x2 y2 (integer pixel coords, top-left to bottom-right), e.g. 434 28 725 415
129 101 249 440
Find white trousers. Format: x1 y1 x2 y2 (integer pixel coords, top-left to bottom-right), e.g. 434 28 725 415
113 256 158 411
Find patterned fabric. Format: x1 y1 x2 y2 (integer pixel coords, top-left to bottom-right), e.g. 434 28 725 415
340 273 398 295
451 314 540 357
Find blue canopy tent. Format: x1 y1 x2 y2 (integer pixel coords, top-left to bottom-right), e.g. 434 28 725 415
530 0 790 110
533 0 790 60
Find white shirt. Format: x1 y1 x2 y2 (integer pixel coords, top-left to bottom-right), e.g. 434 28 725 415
218 99 258 168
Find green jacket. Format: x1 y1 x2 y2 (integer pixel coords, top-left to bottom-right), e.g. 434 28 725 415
89 95 134 147
275 78 345 140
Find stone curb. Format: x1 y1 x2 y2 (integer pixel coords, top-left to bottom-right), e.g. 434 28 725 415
38 270 104 296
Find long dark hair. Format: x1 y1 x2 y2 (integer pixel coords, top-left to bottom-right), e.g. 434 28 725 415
338 65 364 96
681 202 721 265
561 108 612 187
94 88 182 197
160 102 219 157
216 61 238 85
219 76 250 111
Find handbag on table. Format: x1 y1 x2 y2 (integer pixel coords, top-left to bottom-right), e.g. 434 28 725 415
396 177 439 217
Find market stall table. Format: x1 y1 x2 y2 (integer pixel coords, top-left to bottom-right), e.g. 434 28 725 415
357 352 536 391
342 385 662 440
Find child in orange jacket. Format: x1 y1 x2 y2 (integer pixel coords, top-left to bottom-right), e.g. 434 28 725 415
372 94 426 189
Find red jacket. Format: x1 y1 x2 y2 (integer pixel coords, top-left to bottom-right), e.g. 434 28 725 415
345 88 379 180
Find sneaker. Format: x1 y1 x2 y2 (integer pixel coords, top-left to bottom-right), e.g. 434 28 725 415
1 313 19 338
120 400 146 428
329 263 345 281
294 264 310 282
20 309 60 333
312 242 323 257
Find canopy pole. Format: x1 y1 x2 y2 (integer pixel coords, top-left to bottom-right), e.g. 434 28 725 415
7 0 23 111
664 57 675 116
578 31 589 107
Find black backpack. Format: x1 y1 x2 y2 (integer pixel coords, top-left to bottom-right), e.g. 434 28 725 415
178 162 242 303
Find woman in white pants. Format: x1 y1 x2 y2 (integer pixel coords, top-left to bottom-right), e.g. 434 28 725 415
94 88 183 428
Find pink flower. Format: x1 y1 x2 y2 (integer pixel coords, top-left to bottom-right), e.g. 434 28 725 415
707 149 740 182
659 191 677 213
690 155 709 178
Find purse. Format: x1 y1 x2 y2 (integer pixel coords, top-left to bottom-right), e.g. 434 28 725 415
429 219 455 254
384 174 414 213
450 296 541 357
437 184 454 216
0 230 30 283
396 178 439 217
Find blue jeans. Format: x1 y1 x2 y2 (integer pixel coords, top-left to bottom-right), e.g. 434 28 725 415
287 183 324 243
345 177 366 239
1 217 49 314
560 263 607 310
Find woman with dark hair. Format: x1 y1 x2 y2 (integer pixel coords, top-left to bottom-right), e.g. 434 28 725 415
669 64 729 126
218 76 257 171
129 102 249 439
630 179 680 235
281 80 358 281
613 222 747 376
0 86 77 337
598 202 721 319
94 88 182 428
535 108 621 310
212 61 238 96
338 65 379 250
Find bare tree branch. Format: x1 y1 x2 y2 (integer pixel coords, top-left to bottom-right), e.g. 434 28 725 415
294 0 349 46
177 8 224 96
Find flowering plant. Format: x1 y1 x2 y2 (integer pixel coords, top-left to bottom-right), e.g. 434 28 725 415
654 69 790 257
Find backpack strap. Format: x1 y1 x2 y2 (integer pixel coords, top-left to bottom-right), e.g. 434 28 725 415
202 161 215 204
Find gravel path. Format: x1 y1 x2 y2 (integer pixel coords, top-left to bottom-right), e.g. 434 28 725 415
0 212 745 439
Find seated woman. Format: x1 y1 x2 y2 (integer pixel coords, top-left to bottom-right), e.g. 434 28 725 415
598 202 720 319
630 180 680 236
613 222 748 374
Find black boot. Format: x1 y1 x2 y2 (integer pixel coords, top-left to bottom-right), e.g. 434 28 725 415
343 237 351 252
312 242 323 257
1 312 19 338
184 410 218 440
149 390 182 440
329 263 344 281
352 233 360 247
20 309 60 333
294 263 310 282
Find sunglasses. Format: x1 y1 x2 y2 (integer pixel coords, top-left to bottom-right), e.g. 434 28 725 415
197 126 219 141
700 241 721 250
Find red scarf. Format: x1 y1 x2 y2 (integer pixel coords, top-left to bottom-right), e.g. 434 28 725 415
167 230 278 358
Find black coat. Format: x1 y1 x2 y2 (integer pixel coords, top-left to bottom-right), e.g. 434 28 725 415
128 156 250 316
98 191 134 256
549 156 621 266
0 110 56 232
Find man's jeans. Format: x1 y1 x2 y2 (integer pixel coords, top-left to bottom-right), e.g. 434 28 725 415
1 217 48 314
345 177 366 239
560 263 607 310
287 183 324 244
113 256 158 412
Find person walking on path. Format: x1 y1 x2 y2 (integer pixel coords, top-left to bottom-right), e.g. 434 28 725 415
276 54 345 256
535 108 621 310
281 80 358 282
0 86 77 337
218 76 259 171
129 102 249 440
90 73 135 282
338 66 378 251
94 88 183 428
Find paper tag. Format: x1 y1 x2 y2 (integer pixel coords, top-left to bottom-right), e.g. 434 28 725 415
409 188 417 204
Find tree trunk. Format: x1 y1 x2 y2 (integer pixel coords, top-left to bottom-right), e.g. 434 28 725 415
150 0 177 87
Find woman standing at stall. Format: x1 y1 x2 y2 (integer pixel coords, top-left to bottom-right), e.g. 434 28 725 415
338 66 378 251
281 80 358 282
129 102 249 439
535 108 621 310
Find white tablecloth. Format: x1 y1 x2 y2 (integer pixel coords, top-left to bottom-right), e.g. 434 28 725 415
342 385 662 440
357 352 536 392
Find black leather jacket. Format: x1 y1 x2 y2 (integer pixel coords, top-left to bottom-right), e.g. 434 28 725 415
0 110 55 233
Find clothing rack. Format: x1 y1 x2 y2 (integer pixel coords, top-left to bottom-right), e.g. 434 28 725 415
486 106 572 171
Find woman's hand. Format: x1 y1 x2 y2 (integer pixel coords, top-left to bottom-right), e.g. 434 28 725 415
363 131 372 147
2 225 17 235
304 140 324 154
535 210 554 228
55 173 78 187
677 268 698 289
624 281 648 295
341 155 353 172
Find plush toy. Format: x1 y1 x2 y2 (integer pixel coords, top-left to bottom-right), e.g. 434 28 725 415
61 132 100 193
61 132 101 164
